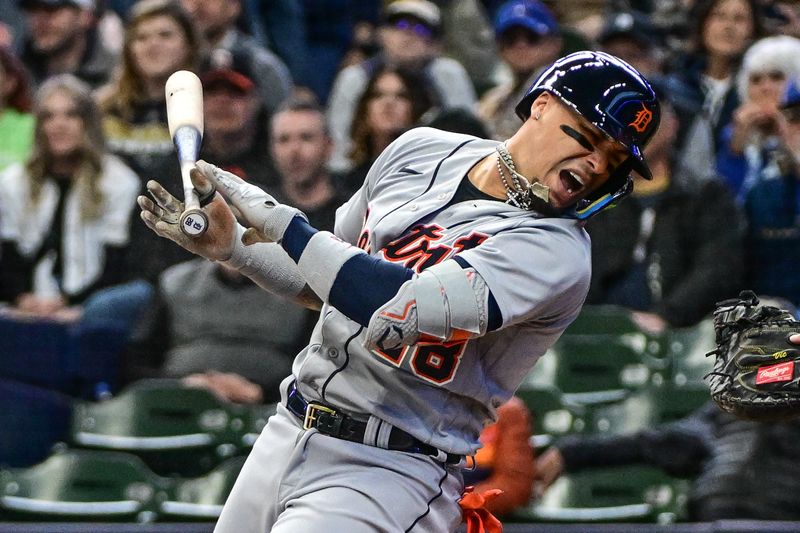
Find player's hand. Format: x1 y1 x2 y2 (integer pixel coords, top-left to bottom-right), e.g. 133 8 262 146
194 160 307 245
533 447 564 498
15 293 68 316
631 311 668 335
138 171 237 262
182 371 263 404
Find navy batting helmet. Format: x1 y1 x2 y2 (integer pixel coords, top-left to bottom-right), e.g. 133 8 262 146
516 51 661 219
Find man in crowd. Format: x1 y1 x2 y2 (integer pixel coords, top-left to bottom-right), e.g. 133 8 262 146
270 97 348 232
19 0 116 88
479 0 562 140
326 0 476 172
180 0 292 117
200 51 278 188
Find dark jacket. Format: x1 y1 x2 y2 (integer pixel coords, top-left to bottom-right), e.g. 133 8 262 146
557 402 800 521
21 28 116 89
743 167 800 308
585 177 744 327
665 55 741 157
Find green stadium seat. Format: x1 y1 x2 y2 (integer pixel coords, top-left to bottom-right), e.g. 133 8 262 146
661 318 715 388
578 383 709 436
550 334 656 404
563 305 645 336
649 383 710 424
520 464 690 524
0 449 166 522
576 388 660 435
159 456 245 521
564 305 668 368
238 403 277 450
70 379 243 476
514 384 582 449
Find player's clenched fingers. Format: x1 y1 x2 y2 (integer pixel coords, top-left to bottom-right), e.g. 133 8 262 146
138 194 179 224
140 210 177 241
154 220 189 244
196 159 245 186
144 212 192 249
190 164 218 195
196 160 269 209
146 180 183 214
241 227 271 245
138 194 161 218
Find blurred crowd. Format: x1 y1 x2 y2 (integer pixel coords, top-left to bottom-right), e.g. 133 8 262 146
2 0 800 521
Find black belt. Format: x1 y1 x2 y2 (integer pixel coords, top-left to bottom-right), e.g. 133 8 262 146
286 382 462 465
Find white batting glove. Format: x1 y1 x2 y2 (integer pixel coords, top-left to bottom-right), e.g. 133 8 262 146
195 160 307 244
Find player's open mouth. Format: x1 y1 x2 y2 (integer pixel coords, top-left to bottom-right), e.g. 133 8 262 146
559 169 585 196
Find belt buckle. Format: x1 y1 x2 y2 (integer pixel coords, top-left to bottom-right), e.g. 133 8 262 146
303 403 336 430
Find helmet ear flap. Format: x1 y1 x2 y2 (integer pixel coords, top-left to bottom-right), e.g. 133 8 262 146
568 158 635 220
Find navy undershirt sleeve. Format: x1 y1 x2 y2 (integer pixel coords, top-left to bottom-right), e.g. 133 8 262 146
282 216 502 330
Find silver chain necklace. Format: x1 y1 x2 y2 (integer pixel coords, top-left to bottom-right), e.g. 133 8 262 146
495 142 550 210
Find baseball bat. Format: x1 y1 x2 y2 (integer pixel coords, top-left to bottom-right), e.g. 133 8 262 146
165 70 208 237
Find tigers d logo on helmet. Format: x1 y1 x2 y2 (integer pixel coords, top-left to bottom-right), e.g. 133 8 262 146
628 103 654 133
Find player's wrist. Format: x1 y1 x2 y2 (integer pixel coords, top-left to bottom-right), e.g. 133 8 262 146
256 205 308 244
221 224 249 269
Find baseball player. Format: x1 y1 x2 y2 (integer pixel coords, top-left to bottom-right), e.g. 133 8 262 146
138 51 660 532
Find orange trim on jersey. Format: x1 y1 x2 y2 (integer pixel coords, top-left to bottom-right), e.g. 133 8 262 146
373 345 409 366
447 328 473 341
380 300 416 321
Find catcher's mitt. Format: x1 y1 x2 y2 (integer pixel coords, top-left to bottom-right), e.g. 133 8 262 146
707 290 800 420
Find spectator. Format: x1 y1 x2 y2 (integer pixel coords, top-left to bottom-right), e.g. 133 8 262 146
179 0 292 118
18 0 118 89
105 0 137 21
585 80 744 332
439 0 501 97
538 0 592 55
716 35 800 199
0 74 139 317
339 19 382 72
478 0 562 141
740 76 800 308
666 0 763 185
199 50 278 188
269 97 348 231
244 0 315 98
340 64 438 195
762 0 800 37
97 0 202 282
596 10 664 77
535 401 800 521
0 46 34 171
423 106 491 139
121 259 312 404
463 396 536 517
326 0 476 172
0 1 25 51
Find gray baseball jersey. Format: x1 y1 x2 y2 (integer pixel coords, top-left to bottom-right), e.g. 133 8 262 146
214 127 591 533
295 127 590 455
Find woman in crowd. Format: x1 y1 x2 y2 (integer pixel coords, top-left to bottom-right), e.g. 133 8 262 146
340 64 437 194
716 35 800 199
96 0 204 281
0 74 139 317
0 45 34 172
666 0 763 185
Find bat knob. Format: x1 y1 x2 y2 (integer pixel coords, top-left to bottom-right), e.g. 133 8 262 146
180 208 209 237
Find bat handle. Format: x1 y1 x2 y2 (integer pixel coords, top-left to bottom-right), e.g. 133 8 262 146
179 161 208 237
